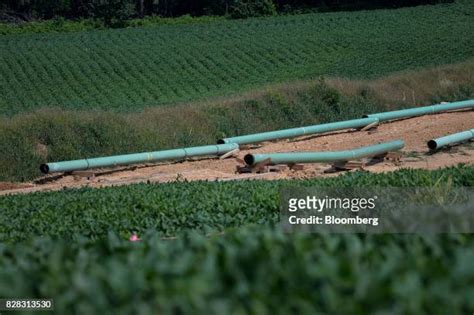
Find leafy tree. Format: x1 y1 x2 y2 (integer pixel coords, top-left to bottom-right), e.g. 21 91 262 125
0 0 455 25
89 0 135 27
229 0 276 18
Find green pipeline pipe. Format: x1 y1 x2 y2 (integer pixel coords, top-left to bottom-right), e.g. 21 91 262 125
40 143 239 174
217 117 379 145
244 140 404 166
427 129 474 150
364 99 474 122
218 99 473 145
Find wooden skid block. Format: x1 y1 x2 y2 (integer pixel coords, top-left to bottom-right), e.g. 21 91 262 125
372 151 402 165
253 158 272 173
237 161 286 174
265 164 288 172
289 164 305 171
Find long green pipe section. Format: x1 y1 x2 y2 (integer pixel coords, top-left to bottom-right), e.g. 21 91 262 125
364 99 474 122
244 140 404 166
218 99 473 145
427 129 474 151
217 117 379 145
40 143 239 174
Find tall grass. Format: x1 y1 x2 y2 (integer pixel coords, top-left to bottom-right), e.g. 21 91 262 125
1 61 473 182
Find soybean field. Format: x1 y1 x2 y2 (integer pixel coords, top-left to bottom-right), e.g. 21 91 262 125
1 0 473 116
0 167 473 314
1 166 473 242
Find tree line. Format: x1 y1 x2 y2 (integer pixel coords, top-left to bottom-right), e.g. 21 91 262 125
1 0 453 24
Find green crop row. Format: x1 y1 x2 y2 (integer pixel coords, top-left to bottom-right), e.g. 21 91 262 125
1 165 473 243
1 1 473 116
1 229 473 315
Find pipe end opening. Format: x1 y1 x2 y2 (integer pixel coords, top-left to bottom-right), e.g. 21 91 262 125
40 164 50 174
244 154 255 166
427 140 438 150
362 114 369 118
216 139 226 144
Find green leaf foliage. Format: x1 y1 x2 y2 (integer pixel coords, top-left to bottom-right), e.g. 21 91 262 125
0 226 473 313
0 166 473 313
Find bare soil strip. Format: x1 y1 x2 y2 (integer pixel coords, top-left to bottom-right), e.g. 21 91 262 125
1 110 473 196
